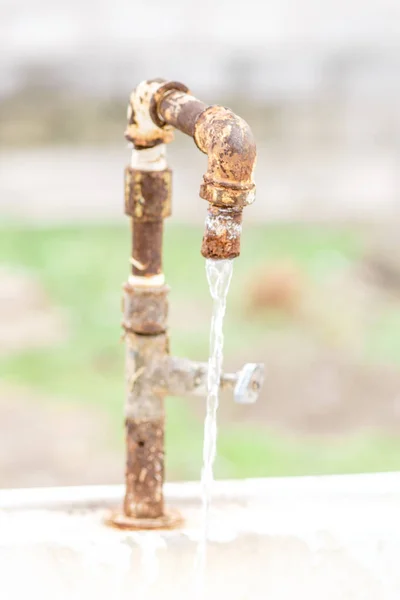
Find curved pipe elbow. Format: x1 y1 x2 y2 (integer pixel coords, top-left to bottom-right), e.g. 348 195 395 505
194 105 257 209
193 106 256 259
129 80 258 260
155 86 257 209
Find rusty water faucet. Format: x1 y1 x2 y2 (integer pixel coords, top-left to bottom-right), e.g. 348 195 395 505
109 79 264 529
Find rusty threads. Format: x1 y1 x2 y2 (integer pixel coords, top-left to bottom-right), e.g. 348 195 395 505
122 283 169 335
201 205 243 260
124 417 165 519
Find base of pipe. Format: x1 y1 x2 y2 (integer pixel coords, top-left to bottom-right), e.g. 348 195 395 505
105 507 183 530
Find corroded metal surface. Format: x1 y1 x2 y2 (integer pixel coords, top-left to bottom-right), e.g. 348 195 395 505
125 166 171 277
158 90 207 137
106 507 183 530
201 205 243 259
130 219 164 277
194 105 256 208
125 79 174 148
123 332 168 519
117 79 260 527
125 332 167 421
120 323 263 522
156 87 256 208
124 167 172 220
150 81 191 129
154 81 256 259
124 417 164 518
122 283 169 335
131 219 163 277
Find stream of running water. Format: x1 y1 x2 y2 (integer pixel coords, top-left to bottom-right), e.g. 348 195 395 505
195 258 234 593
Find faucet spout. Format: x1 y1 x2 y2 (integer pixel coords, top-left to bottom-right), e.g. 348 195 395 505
145 81 256 259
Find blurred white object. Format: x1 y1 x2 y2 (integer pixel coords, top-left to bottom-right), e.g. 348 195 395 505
1 473 400 599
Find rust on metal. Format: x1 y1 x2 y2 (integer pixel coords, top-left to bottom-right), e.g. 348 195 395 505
152 81 257 259
124 167 172 220
131 219 163 277
125 166 171 277
194 105 256 208
125 332 168 421
106 508 183 530
158 90 207 137
201 204 243 260
125 79 175 148
122 283 169 335
109 78 259 530
155 87 256 209
150 81 191 128
123 331 168 520
124 416 165 519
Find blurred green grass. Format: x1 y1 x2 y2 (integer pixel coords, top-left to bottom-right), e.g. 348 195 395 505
2 222 400 480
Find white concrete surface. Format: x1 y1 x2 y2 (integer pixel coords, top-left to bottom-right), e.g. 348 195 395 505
1 473 400 599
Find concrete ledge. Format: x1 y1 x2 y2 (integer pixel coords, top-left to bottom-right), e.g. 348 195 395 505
1 471 400 509
1 474 400 599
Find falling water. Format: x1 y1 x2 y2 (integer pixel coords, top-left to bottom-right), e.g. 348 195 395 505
195 258 234 592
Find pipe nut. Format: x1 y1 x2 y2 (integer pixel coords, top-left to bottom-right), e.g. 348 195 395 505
199 181 256 208
122 284 169 335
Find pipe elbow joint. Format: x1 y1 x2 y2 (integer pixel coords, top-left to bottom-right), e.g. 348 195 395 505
194 105 257 209
131 80 258 260
194 106 256 260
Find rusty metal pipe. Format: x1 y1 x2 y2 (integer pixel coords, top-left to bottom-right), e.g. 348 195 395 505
125 79 257 260
124 165 172 280
110 79 260 530
158 90 256 206
156 90 207 137
124 332 167 519
155 85 257 259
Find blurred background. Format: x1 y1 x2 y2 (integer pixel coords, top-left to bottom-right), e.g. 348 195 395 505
1 0 400 488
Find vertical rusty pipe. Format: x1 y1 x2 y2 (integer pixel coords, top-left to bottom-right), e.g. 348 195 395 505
115 79 257 526
124 167 172 279
122 106 173 519
123 332 167 519
123 168 170 518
